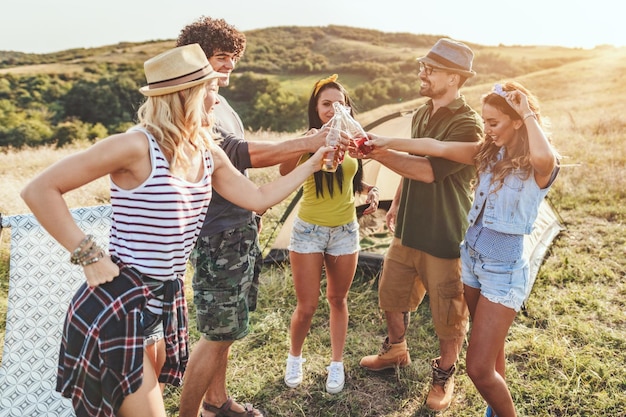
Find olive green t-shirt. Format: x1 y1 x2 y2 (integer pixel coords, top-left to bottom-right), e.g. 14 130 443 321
395 96 483 259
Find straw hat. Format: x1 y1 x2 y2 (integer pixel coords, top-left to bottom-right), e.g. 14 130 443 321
140 44 226 97
417 38 476 78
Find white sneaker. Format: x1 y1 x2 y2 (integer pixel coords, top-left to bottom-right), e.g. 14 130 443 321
284 355 306 388
325 361 345 394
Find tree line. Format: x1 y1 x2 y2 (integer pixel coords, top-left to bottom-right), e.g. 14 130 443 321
0 66 425 148
0 26 438 147
1 25 566 148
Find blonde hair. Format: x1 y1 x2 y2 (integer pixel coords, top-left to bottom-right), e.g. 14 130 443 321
474 81 551 192
137 83 215 171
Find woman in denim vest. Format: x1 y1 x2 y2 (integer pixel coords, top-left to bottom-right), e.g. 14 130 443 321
363 81 559 417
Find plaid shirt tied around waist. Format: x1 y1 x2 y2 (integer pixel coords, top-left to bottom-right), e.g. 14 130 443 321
56 259 188 417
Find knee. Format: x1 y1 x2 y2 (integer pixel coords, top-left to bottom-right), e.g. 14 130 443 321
466 358 490 385
326 294 348 310
294 303 318 320
202 338 234 356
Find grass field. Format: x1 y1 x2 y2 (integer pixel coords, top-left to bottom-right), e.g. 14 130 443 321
1 47 625 416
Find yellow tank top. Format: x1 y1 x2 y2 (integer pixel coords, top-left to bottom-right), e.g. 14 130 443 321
297 153 358 227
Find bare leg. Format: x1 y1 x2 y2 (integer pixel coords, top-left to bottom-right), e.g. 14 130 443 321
117 354 166 417
178 339 234 417
324 252 358 361
288 251 324 356
144 338 166 392
385 310 410 344
465 285 506 379
466 294 517 417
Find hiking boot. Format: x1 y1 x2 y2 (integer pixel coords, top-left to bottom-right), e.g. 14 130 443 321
284 355 306 388
325 361 345 394
359 337 411 371
425 357 456 411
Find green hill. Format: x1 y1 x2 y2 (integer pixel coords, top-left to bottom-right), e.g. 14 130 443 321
0 24 603 90
0 25 621 137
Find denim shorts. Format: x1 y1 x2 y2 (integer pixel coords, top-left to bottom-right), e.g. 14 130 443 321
460 241 529 312
141 310 164 346
288 217 359 256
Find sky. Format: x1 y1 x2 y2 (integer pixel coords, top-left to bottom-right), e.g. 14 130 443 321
1 0 623 54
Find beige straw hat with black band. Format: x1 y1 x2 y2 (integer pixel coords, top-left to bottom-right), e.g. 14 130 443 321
140 43 226 97
417 38 476 78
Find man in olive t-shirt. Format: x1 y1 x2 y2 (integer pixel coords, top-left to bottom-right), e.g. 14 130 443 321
359 38 483 412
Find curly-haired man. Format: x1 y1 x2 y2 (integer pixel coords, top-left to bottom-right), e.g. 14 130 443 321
176 16 330 417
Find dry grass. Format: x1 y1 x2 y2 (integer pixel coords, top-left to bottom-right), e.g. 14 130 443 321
1 46 626 416
0 142 109 215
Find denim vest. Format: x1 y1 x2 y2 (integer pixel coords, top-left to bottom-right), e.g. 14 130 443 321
467 149 556 235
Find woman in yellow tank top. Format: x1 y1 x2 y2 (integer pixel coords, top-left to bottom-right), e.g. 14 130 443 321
279 75 380 394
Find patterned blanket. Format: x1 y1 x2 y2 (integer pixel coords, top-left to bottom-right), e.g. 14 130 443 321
0 205 112 417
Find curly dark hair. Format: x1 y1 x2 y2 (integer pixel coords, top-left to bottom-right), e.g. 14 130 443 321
176 16 246 59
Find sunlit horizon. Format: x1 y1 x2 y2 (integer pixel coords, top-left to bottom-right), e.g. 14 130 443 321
1 0 623 54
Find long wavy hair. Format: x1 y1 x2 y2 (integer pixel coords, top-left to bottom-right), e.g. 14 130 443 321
474 81 547 192
308 80 364 197
137 84 214 172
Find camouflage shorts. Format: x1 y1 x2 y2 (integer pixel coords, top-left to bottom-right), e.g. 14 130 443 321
190 219 262 341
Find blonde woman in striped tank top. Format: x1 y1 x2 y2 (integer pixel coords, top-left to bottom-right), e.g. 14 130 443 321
21 44 330 417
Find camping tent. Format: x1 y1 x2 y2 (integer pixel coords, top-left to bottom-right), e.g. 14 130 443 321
261 110 563 300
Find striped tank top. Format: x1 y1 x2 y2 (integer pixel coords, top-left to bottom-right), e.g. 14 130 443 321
109 127 213 281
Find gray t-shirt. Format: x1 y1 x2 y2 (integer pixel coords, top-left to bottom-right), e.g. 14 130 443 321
199 96 253 237
213 94 245 139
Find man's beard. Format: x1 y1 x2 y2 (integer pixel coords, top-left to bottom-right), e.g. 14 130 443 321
420 83 446 99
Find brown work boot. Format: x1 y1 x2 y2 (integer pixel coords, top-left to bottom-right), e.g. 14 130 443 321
359 337 411 371
425 357 456 411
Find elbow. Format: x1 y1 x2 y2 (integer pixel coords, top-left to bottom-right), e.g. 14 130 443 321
412 168 436 184
423 176 435 184
402 172 435 183
20 183 36 209
533 154 558 177
21 180 58 211
279 163 293 176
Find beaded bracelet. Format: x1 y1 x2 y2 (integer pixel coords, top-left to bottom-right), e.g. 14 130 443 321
80 249 105 267
70 234 105 267
523 112 536 122
70 235 95 265
72 245 105 267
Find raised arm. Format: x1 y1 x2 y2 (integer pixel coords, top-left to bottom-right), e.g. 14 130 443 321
366 133 480 166
524 116 558 188
503 89 557 188
212 143 331 213
20 132 146 252
248 128 327 168
20 132 145 286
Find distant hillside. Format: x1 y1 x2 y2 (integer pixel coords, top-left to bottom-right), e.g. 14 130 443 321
0 25 621 139
0 25 601 81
